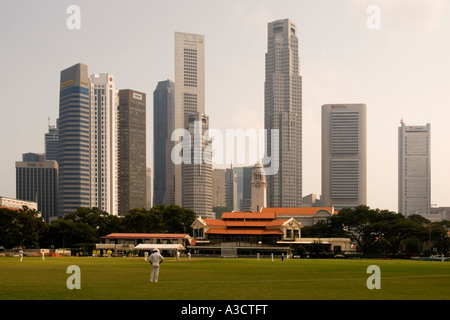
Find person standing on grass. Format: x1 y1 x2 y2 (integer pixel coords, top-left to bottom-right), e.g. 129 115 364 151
19 249 23 262
149 248 164 283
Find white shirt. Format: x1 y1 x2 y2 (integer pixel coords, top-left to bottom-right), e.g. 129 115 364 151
149 252 164 266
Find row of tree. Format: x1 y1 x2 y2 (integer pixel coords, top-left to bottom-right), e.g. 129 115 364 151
302 206 450 256
0 205 196 250
1 204 449 255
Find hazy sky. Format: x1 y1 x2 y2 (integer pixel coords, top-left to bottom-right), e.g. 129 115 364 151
1 0 449 213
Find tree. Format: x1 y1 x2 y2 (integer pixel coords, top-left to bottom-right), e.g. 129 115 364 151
46 219 96 248
121 205 196 234
162 205 196 234
121 207 166 233
0 207 47 249
329 205 378 253
429 221 450 255
327 206 429 255
364 212 428 255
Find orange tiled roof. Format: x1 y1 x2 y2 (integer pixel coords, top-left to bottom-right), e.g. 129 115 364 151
0 206 20 211
203 219 227 226
205 228 284 235
224 220 272 227
202 218 290 228
265 219 289 226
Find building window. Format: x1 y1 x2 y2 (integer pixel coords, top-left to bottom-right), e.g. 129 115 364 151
286 229 292 238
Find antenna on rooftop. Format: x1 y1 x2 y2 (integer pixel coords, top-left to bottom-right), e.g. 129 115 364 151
48 116 55 129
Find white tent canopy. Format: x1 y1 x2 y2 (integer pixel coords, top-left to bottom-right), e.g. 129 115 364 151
134 243 185 251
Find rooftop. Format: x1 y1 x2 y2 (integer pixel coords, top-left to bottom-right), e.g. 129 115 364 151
261 207 337 215
102 233 190 239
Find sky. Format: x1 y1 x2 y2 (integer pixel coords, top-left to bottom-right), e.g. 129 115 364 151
1 0 450 213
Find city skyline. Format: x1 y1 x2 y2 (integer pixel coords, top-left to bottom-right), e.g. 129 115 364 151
1 1 450 213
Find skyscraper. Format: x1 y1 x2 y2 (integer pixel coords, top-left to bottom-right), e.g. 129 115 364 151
89 73 118 216
58 63 90 217
174 32 205 206
398 120 431 216
212 169 226 207
153 80 175 206
16 158 58 222
264 18 302 208
235 166 253 211
225 167 237 211
321 104 367 210
45 118 59 162
146 168 152 210
182 112 213 218
118 89 147 215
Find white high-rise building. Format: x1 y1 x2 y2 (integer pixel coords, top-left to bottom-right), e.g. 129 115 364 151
225 168 237 212
182 112 213 219
398 120 431 216
321 104 367 211
264 18 302 208
89 73 119 216
174 32 205 206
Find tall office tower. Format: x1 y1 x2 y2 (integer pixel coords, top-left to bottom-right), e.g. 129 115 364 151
264 18 302 208
212 169 226 207
146 168 152 209
45 119 59 161
321 104 367 211
153 80 175 206
235 166 253 211
16 158 58 222
182 112 213 218
89 73 119 216
398 120 431 216
174 32 205 206
118 89 147 215
58 63 90 217
225 167 237 211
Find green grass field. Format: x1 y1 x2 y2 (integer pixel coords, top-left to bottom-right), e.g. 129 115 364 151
0 256 449 300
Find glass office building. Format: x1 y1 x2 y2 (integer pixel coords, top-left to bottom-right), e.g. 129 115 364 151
118 89 147 215
153 80 175 206
57 63 91 217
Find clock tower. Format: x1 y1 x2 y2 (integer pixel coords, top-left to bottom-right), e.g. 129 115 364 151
251 161 267 212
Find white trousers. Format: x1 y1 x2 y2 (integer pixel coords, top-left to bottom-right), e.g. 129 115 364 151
150 265 160 282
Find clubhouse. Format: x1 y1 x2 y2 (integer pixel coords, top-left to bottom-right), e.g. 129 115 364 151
189 209 353 257
95 207 354 257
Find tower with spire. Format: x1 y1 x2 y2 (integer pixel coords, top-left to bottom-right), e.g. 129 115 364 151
251 161 267 212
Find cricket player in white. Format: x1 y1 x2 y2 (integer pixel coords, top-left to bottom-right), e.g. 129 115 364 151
149 248 164 283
